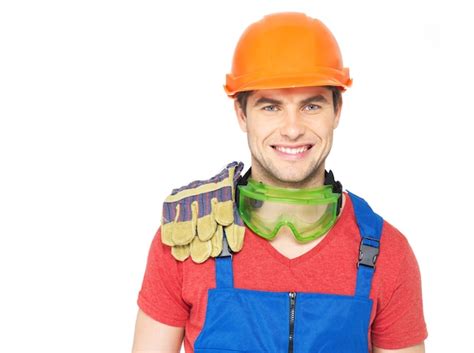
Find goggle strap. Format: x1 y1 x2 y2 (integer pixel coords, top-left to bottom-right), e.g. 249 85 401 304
325 169 343 216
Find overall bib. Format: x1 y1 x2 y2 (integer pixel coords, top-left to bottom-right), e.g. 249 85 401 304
194 191 383 353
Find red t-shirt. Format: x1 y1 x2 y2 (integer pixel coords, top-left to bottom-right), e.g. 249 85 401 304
137 191 428 352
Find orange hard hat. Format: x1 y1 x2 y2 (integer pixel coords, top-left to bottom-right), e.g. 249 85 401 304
224 12 352 98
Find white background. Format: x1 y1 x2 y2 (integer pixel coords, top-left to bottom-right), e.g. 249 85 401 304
1 1 472 352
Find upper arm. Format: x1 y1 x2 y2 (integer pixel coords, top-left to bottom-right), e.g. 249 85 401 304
373 341 425 353
134 227 190 352
137 227 190 326
371 226 428 349
132 308 184 353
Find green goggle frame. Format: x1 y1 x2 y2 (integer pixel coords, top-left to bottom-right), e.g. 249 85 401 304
237 178 341 243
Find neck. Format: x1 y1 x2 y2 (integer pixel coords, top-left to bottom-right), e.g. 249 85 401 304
249 159 327 189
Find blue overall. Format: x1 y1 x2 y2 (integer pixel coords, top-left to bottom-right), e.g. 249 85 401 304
194 191 383 353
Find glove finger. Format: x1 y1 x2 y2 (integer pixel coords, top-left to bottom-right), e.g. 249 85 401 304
171 244 190 261
191 200 198 235
172 221 195 245
172 203 195 245
197 211 217 241
161 221 175 246
213 199 234 226
190 236 212 263
210 224 223 257
224 223 246 252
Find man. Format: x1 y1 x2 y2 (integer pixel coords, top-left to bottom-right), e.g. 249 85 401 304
132 12 428 353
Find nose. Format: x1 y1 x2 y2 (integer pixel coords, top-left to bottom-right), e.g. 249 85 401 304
279 110 306 140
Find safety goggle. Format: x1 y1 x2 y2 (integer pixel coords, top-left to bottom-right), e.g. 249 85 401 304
237 179 341 243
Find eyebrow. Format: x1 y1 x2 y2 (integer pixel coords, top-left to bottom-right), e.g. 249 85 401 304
253 94 329 107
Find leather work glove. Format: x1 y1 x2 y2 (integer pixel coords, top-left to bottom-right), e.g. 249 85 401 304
161 161 246 263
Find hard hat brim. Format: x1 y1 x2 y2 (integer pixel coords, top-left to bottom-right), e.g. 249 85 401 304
224 68 352 98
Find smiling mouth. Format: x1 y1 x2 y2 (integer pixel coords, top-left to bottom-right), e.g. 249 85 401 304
271 144 314 155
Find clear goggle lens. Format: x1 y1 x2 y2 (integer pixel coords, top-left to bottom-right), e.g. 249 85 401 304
238 180 340 242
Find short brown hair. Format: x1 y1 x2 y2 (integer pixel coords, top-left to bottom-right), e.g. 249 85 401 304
236 86 342 116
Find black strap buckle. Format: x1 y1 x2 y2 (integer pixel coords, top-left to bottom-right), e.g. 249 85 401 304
357 237 380 269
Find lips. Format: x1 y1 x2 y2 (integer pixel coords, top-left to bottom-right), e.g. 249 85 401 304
270 144 314 160
271 144 313 155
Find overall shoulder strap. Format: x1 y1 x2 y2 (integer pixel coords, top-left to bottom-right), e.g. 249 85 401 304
214 230 234 289
347 190 384 298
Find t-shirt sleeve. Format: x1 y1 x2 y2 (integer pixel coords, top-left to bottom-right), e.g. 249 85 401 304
371 234 428 349
137 226 189 327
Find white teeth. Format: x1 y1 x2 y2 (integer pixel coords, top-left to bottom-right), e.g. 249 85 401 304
275 145 310 154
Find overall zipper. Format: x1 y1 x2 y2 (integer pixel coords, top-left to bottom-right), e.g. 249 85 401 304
288 291 296 353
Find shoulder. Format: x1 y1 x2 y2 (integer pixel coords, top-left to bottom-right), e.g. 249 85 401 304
346 190 415 260
380 219 418 266
345 191 421 282
374 217 424 301
381 220 411 252
345 191 413 255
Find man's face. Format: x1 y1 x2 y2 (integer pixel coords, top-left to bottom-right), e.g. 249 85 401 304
234 86 342 187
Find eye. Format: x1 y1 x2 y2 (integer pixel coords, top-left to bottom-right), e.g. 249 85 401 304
262 105 279 112
304 104 321 111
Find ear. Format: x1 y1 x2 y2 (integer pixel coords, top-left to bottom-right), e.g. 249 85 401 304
333 97 343 129
234 99 248 133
